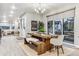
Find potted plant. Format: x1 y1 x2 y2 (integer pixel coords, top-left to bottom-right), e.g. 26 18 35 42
39 21 45 33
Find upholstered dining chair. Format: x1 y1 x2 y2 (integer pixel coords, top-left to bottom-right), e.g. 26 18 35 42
50 35 64 56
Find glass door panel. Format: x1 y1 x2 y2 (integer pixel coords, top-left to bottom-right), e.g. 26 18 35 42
54 21 62 35
48 21 53 34
47 17 74 44
63 17 74 44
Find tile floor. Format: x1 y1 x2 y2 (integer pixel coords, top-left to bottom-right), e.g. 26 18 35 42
0 35 26 56
0 35 79 56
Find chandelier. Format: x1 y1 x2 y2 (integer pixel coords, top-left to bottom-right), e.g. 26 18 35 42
34 3 46 14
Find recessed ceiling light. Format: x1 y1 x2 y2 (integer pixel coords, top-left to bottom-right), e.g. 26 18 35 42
17 17 20 19
9 14 13 17
11 5 16 10
10 11 14 14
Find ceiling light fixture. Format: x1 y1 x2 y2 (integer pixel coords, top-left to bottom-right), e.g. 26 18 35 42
41 8 46 13
34 3 46 14
34 9 39 13
10 11 14 14
17 17 20 20
11 5 16 10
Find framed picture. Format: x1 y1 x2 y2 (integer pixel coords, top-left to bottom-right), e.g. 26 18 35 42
31 21 38 31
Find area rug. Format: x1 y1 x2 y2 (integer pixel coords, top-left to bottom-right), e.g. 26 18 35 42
19 42 75 56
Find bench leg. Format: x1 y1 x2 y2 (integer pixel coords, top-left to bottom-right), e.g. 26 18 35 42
24 38 28 44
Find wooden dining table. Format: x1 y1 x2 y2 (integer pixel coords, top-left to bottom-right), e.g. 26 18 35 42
28 33 52 51
28 33 51 52
24 32 58 55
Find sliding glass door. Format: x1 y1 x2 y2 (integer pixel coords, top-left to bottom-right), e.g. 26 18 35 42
47 17 74 44
63 17 74 44
47 9 75 44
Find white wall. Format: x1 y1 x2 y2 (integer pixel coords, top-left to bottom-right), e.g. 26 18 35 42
20 13 42 37
25 13 42 33
74 5 79 47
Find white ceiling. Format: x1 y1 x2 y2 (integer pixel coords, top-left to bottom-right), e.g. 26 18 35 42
0 3 76 23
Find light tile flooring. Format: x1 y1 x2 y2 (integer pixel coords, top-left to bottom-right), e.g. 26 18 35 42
0 35 79 56
64 44 79 56
0 35 26 56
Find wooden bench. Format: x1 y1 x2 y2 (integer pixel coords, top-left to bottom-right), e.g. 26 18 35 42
24 38 46 55
31 41 46 55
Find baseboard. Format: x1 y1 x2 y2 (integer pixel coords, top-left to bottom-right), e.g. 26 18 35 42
63 42 74 46
74 45 79 48
63 42 79 48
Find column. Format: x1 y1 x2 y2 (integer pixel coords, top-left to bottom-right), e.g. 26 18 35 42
74 5 79 47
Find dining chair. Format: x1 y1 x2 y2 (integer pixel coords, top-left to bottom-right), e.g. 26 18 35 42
50 35 64 56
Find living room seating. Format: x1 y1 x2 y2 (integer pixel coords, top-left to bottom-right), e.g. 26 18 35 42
50 35 64 56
